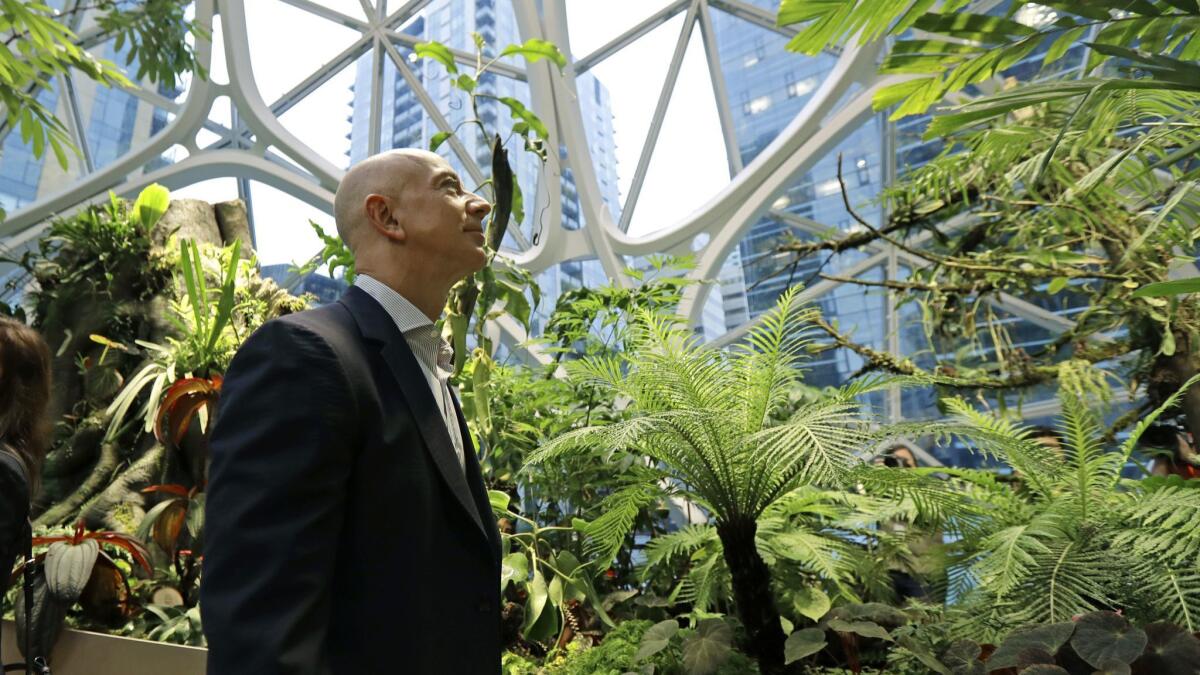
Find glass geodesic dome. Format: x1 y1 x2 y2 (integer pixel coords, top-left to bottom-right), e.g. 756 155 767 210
0 0 1096 428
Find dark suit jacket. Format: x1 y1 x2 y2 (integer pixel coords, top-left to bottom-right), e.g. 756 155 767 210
202 286 503 674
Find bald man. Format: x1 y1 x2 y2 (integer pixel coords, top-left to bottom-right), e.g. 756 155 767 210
202 150 503 674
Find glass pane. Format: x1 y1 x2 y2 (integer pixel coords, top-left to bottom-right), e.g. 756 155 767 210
579 13 685 220
278 58 356 171
247 1 364 105
246 180 339 270
565 0 682 58
626 25 729 237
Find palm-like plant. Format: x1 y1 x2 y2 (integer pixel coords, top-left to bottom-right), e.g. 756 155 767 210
940 372 1200 638
526 289 909 674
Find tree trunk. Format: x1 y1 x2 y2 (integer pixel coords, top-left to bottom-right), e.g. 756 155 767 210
35 437 121 526
1152 330 1200 446
717 517 788 675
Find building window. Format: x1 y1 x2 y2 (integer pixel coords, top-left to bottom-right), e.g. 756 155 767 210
855 156 870 185
744 95 771 115
787 76 816 98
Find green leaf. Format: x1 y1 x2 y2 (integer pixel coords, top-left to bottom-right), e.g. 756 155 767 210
455 73 476 92
429 130 453 151
206 239 242 353
826 618 893 642
912 12 1037 42
500 552 527 592
496 96 549 139
1045 25 1087 66
987 622 1076 670
784 628 826 664
522 570 558 642
635 619 679 661
413 41 458 74
499 39 567 70
1071 612 1148 669
133 183 170 231
681 619 733 675
941 639 985 675
1132 278 1200 298
487 489 511 512
1133 622 1200 674
1047 277 1069 294
791 585 831 621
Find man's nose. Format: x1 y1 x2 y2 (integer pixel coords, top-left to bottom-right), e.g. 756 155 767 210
467 194 492 218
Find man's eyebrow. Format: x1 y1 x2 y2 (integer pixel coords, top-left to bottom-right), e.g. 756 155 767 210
431 170 460 185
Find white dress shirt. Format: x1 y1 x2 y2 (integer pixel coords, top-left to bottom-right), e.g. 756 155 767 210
353 275 465 472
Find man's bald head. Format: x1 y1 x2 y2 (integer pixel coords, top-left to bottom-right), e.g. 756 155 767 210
333 149 445 252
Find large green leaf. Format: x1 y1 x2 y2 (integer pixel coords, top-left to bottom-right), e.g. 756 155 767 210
499 39 566 69
413 41 458 74
500 552 528 592
681 619 733 675
784 627 826 664
635 619 679 661
826 618 893 642
521 570 558 643
1071 612 1148 669
132 183 170 231
791 585 831 621
987 622 1076 670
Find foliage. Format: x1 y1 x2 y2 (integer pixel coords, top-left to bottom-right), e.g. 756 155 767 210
931 373 1200 636
526 288 931 673
920 611 1200 675
500 618 759 675
771 0 1200 446
0 0 206 178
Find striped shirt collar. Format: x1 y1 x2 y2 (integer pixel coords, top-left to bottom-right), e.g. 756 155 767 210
353 274 435 333
353 274 452 373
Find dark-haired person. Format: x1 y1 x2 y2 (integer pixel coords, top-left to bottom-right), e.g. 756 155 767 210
0 317 53 664
1144 425 1200 479
874 444 939 602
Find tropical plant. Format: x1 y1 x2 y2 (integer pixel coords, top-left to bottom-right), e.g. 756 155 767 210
929 372 1200 637
525 288 927 674
637 485 928 626
768 0 1200 446
0 0 206 182
924 611 1200 675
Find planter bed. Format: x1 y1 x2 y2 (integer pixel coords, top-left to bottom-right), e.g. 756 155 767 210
1 620 205 675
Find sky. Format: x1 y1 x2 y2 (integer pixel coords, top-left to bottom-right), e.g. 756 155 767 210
169 0 733 268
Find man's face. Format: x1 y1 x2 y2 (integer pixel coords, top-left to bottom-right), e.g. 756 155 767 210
394 154 491 278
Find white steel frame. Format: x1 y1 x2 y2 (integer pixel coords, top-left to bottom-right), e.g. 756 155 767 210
0 0 1165 421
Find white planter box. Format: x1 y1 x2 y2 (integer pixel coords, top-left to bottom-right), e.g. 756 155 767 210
1 620 206 674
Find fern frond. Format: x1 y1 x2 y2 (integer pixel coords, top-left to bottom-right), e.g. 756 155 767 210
642 524 720 577
581 483 664 567
1115 486 1200 566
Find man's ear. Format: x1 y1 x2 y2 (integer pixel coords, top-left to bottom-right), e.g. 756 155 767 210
364 193 406 242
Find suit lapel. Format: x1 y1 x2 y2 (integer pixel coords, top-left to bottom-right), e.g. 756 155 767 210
340 288 489 543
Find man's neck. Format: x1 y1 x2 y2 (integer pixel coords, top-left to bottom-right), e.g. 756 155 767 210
357 267 452 321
